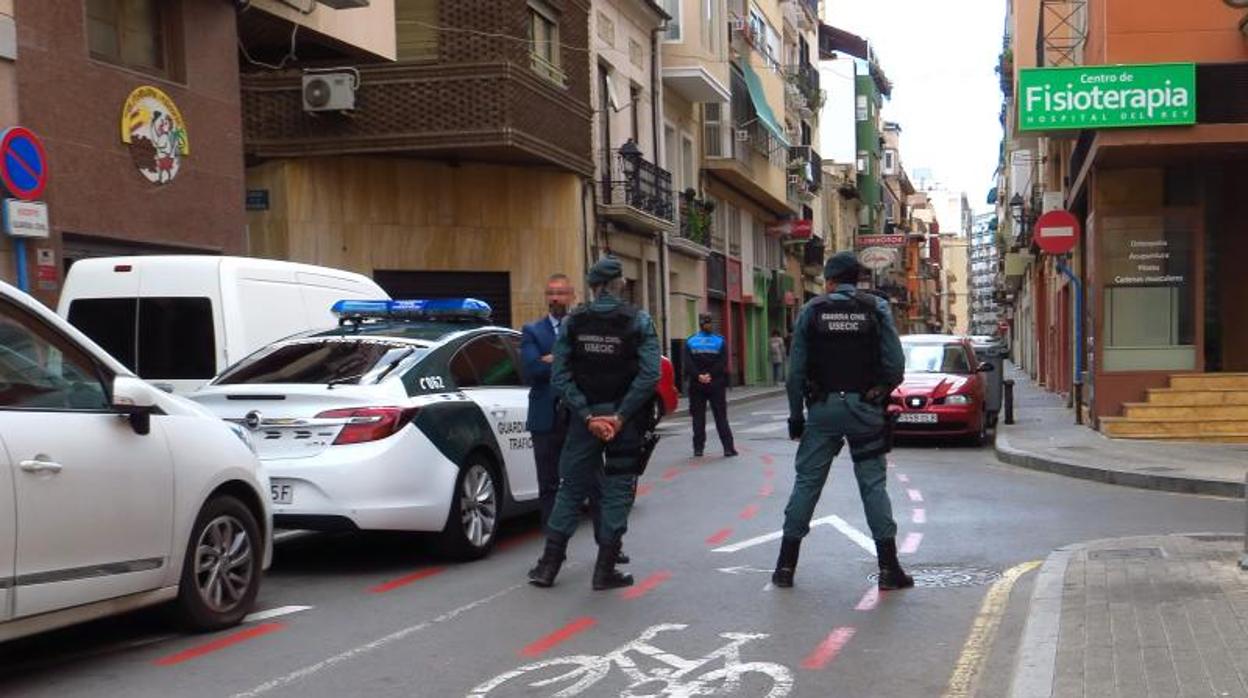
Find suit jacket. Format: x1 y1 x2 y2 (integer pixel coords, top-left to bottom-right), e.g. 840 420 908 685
521 316 561 433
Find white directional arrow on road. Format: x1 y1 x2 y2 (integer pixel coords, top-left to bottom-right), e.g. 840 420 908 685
716 565 774 575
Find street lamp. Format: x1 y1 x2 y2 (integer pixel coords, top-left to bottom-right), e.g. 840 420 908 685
1008 193 1025 227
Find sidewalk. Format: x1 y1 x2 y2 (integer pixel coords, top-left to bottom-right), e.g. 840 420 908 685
994 364 1248 498
669 385 786 419
1010 533 1248 698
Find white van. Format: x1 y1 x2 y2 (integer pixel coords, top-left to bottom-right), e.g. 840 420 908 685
57 256 389 393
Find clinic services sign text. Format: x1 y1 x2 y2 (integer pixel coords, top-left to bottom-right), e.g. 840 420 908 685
1019 63 1195 132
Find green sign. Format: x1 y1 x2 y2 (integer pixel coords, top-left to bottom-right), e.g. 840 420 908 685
1019 63 1196 132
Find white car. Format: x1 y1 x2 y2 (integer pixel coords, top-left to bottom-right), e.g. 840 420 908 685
0 280 271 643
190 299 543 560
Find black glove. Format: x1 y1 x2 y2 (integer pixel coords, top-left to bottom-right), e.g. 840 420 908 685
788 417 805 440
863 385 891 406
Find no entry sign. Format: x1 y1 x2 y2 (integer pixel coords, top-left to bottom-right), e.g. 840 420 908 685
1034 209 1081 255
0 127 48 201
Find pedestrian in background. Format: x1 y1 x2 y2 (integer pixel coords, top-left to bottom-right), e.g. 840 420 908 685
527 257 659 591
769 330 786 386
772 251 913 591
684 313 737 458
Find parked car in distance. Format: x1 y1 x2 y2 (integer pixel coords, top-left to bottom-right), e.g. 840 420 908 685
0 279 271 644
892 334 994 446
57 256 389 394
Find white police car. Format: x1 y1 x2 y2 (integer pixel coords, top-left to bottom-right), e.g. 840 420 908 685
188 299 539 559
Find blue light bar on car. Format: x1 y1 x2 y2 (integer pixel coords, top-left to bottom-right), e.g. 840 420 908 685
331 298 492 320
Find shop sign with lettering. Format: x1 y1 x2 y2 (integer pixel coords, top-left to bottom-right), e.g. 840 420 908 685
1019 63 1196 132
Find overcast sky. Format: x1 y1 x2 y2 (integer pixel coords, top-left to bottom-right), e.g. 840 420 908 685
820 0 1007 213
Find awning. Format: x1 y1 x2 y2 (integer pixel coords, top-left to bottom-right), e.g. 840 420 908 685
986 186 998 205
740 62 789 147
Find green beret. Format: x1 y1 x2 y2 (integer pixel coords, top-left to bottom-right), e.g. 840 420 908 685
587 256 624 285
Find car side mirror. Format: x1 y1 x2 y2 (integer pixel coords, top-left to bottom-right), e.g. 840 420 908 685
978 362 994 373
112 375 158 435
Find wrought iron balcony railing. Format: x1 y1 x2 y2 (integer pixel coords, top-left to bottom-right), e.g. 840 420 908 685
601 146 674 223
784 61 822 115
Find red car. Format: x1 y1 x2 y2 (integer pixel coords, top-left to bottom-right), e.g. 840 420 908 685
656 355 679 419
891 335 994 445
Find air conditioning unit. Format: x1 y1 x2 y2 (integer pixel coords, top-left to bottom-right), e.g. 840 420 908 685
735 129 751 142
728 16 746 33
788 174 802 186
302 72 356 112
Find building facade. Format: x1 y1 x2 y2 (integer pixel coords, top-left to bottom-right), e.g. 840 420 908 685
998 0 1248 439
969 211 1000 336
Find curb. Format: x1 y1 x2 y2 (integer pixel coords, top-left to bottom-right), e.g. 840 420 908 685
1008 543 1078 698
670 387 786 419
993 431 1245 498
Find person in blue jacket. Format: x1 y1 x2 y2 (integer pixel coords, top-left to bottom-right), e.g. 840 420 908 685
684 313 737 458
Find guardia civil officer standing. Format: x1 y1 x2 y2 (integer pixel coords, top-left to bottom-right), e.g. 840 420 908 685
684 313 737 458
772 251 913 590
527 257 660 590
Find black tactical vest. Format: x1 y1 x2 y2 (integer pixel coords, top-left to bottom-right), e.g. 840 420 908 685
805 292 881 393
566 304 641 405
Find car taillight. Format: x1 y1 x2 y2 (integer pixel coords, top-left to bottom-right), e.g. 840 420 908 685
316 407 419 445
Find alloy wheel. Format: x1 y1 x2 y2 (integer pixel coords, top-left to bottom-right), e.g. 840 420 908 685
460 464 498 548
194 514 255 614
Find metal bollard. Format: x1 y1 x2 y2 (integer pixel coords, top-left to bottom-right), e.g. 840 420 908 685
1003 379 1015 426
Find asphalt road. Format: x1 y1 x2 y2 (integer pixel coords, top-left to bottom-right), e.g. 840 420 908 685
1 396 1241 697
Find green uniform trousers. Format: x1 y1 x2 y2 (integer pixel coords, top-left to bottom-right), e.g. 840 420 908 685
782 393 898 541
545 417 638 545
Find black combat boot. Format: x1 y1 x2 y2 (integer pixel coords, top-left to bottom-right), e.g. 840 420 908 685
591 543 634 590
527 536 568 588
771 537 801 588
876 537 915 590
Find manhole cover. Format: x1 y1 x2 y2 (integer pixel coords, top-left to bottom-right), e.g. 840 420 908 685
868 565 1002 588
1088 547 1163 560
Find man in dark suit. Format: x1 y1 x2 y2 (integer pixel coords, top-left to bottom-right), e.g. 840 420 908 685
521 274 628 563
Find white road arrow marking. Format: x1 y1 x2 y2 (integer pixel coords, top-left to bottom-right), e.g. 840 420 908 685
712 514 877 556
244 605 314 623
716 565 773 575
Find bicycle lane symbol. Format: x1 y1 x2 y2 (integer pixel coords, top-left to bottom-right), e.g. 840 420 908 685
466 623 795 697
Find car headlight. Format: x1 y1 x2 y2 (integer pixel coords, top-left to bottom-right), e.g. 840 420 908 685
944 394 973 405
228 423 259 456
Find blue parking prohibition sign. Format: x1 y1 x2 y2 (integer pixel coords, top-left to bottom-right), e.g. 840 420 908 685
0 127 49 201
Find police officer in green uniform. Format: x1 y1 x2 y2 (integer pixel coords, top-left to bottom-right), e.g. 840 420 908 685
772 251 914 591
528 256 661 590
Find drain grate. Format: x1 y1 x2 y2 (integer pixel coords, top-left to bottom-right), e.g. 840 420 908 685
868 565 1002 589
1088 547 1163 560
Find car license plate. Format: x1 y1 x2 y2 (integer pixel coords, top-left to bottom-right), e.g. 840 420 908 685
271 481 294 505
897 413 938 424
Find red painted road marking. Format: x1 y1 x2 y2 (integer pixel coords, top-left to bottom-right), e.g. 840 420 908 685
154 623 285 666
912 508 926 524
706 528 734 546
636 482 655 497
907 488 923 503
897 473 910 483
370 566 447 593
621 571 672 600
801 627 857 670
739 503 760 520
520 617 597 658
497 531 542 552
763 466 776 479
900 532 924 555
761 454 775 465
855 587 880 611
758 482 775 498
661 467 681 481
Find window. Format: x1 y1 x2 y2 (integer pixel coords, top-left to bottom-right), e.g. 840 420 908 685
68 296 215 380
0 300 109 411
528 1 565 85
664 124 679 187
903 343 973 374
451 335 522 388
662 0 681 40
630 84 642 144
215 340 421 386
728 207 742 258
703 0 720 54
86 0 173 76
856 150 869 176
704 103 725 158
856 95 868 121
681 135 695 192
883 149 897 175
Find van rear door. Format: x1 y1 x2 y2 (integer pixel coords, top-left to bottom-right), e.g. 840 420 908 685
133 258 225 392
61 259 143 372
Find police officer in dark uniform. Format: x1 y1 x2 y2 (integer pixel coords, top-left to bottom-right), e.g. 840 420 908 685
527 257 660 590
772 251 914 591
684 313 737 458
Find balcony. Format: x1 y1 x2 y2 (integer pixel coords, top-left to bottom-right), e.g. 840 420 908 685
600 144 675 234
241 59 593 175
801 236 826 275
671 192 714 259
784 62 822 118
787 145 822 202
